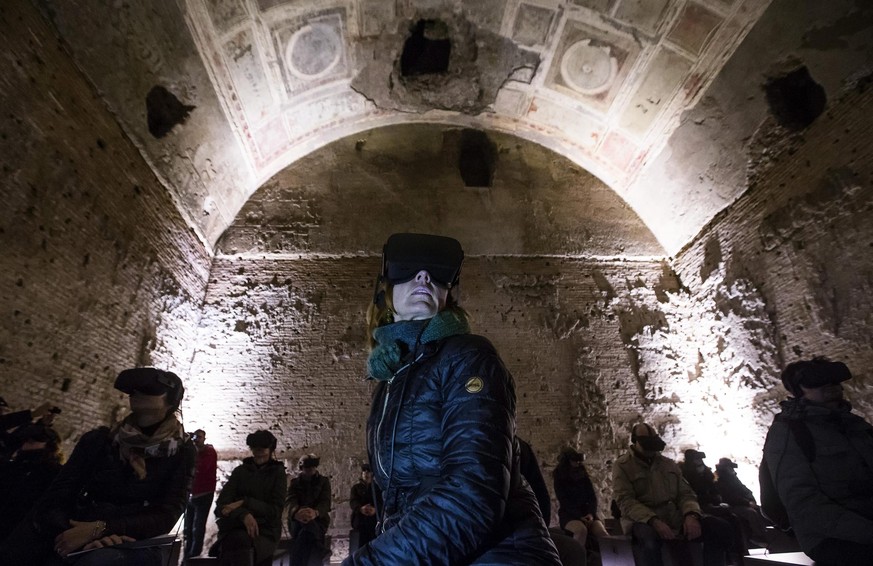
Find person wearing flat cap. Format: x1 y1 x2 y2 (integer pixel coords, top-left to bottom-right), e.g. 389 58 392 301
762 356 873 565
0 367 196 565
342 233 560 565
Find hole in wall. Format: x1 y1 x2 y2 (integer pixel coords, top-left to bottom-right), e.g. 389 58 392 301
400 20 451 76
763 66 826 130
146 85 196 139
458 129 497 187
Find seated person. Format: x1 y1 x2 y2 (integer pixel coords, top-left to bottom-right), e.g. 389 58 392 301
518 438 586 566
0 367 196 565
714 458 768 546
349 463 377 551
212 430 287 566
763 357 873 566
681 449 756 554
0 396 57 460
286 453 331 566
553 446 608 549
0 423 63 541
679 449 721 507
613 423 733 566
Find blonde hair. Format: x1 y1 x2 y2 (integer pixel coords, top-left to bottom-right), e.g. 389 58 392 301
366 281 469 349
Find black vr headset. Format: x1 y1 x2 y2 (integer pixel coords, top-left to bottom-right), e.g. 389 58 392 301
299 454 320 469
631 423 666 452
246 430 278 451
114 367 184 408
781 357 852 396
380 233 464 290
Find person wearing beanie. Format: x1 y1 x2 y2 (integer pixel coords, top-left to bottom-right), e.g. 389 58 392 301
762 356 873 565
212 430 287 566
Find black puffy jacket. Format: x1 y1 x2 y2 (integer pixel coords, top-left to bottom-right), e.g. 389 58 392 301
344 334 561 565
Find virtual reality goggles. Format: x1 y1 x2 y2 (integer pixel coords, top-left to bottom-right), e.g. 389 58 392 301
114 367 184 406
381 233 464 289
781 358 852 395
246 430 278 451
299 454 320 469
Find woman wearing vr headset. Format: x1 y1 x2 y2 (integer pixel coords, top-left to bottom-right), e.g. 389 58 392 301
343 233 560 565
0 367 196 565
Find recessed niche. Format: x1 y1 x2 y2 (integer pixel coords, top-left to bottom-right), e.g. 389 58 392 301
400 20 451 77
458 129 497 188
764 66 826 130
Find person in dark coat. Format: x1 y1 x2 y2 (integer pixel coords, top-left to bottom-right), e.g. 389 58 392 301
0 396 56 460
0 367 196 565
519 438 587 566
349 463 378 552
681 450 756 554
679 449 722 507
342 233 561 565
553 447 608 549
213 429 287 566
0 423 63 541
713 458 769 546
287 453 331 566
763 357 873 565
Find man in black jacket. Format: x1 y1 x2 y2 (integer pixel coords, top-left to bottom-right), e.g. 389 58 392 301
763 357 873 565
213 430 287 566
349 463 377 552
287 453 331 566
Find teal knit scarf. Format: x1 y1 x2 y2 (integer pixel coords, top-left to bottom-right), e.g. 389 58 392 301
367 310 471 381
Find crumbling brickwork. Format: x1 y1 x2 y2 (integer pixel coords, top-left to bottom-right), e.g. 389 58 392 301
0 3 209 443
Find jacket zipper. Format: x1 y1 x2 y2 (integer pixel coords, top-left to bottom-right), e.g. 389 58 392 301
374 352 425 479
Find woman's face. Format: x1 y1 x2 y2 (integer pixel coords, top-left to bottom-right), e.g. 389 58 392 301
129 391 171 424
392 270 448 321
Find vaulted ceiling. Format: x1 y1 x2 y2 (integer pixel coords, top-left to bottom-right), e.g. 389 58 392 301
34 0 869 255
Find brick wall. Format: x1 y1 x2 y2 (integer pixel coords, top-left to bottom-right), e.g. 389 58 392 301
0 1 210 444
673 84 873 420
189 255 680 532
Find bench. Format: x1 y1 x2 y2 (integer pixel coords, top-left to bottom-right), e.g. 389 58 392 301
744 551 815 565
598 534 704 566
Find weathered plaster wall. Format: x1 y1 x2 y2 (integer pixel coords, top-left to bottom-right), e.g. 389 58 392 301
35 0 256 247
0 1 210 443
667 81 873 487
187 256 675 537
217 124 665 257
628 0 873 253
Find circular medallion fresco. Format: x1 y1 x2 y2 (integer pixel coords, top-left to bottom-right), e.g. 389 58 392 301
285 22 343 80
560 39 617 96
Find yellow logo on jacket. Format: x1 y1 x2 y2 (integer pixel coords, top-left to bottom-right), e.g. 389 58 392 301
465 376 484 393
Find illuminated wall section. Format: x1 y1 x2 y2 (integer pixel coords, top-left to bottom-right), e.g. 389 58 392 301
0 3 211 441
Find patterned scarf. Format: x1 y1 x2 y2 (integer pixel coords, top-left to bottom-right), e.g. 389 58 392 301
368 310 471 381
111 414 186 480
